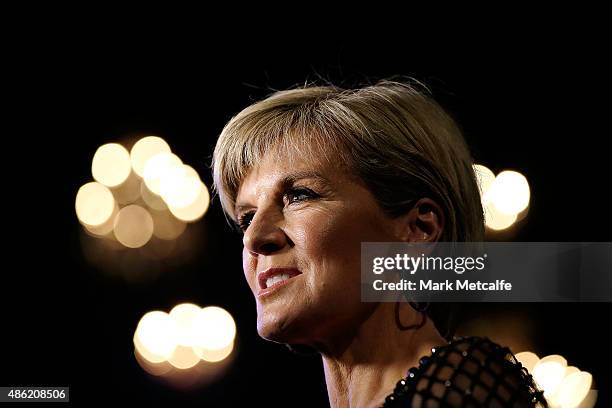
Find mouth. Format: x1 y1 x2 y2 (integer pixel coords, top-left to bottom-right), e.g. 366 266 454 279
257 267 302 298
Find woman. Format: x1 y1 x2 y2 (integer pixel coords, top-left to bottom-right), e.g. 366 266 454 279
211 80 546 407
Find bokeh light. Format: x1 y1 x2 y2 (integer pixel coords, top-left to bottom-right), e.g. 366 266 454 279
130 136 171 178
134 304 237 385
515 351 540 373
113 205 154 248
169 303 203 347
485 170 531 215
75 182 116 227
484 201 517 231
150 209 187 241
168 182 210 222
77 136 211 275
515 350 597 407
92 143 132 187
191 306 236 352
159 164 202 208
134 311 178 363
473 164 496 198
143 152 183 196
475 164 531 232
554 371 592 407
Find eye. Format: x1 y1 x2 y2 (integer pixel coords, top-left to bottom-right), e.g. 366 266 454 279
236 211 254 233
284 187 316 205
236 187 318 233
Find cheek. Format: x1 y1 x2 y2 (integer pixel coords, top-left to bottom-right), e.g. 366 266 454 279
242 246 257 291
294 206 381 287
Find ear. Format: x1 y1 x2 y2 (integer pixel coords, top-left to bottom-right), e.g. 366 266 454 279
394 198 445 243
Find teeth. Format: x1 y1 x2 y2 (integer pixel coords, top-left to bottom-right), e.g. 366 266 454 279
266 273 292 288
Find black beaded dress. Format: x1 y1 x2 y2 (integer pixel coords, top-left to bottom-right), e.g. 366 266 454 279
381 336 548 407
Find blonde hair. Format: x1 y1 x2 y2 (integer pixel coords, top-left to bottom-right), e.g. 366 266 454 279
211 80 484 242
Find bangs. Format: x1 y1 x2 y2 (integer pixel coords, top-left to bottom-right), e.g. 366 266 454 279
211 94 348 225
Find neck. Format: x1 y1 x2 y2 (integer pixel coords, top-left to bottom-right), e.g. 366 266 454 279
318 302 446 408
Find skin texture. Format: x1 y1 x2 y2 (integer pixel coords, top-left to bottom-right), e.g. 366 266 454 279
235 147 447 407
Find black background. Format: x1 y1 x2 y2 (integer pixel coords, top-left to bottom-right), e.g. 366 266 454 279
3 25 610 406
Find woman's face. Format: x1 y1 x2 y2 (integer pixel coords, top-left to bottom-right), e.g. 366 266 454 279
235 149 399 347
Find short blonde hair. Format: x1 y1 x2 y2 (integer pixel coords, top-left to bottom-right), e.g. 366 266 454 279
211 80 484 242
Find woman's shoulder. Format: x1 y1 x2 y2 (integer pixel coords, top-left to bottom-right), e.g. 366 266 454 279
383 336 548 407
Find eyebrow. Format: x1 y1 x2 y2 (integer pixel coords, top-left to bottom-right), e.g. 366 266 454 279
234 170 331 217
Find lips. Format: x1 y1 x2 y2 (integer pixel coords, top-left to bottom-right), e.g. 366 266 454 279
257 267 302 297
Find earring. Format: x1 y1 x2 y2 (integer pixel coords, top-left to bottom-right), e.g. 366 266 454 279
395 301 427 331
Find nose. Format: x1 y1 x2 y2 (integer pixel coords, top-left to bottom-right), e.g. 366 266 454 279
242 210 288 256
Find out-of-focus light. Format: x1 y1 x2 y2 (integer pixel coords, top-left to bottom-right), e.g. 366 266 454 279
168 345 201 370
195 341 234 363
539 354 568 366
151 209 187 240
160 164 202 208
169 303 203 347
134 347 173 376
91 143 132 187
134 304 237 385
484 201 517 230
83 206 117 237
473 164 496 199
532 355 567 398
192 306 236 352
554 371 592 407
485 170 530 215
113 205 154 248
515 351 539 373
134 311 177 363
130 136 171 178
112 171 141 205
141 180 168 211
168 182 210 222
75 182 116 227
579 390 598 408
143 152 183 196
516 351 597 408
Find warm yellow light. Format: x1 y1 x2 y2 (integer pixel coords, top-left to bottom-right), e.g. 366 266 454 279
539 354 568 366
134 311 177 363
191 306 236 352
160 164 202 209
195 341 234 362
515 351 539 373
75 182 116 227
113 205 154 248
169 303 202 347
143 152 183 196
91 143 131 187
83 206 117 236
151 209 187 240
473 164 496 199
168 182 210 222
548 365 580 405
112 171 141 205
579 390 598 408
167 345 201 370
140 180 167 211
134 347 173 376
485 170 530 215
532 355 567 397
555 371 592 408
484 201 517 230
130 136 171 178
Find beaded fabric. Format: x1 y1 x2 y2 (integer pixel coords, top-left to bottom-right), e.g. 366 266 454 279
382 336 548 407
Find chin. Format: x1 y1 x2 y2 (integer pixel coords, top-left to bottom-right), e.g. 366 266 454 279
256 307 306 344
256 313 291 343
